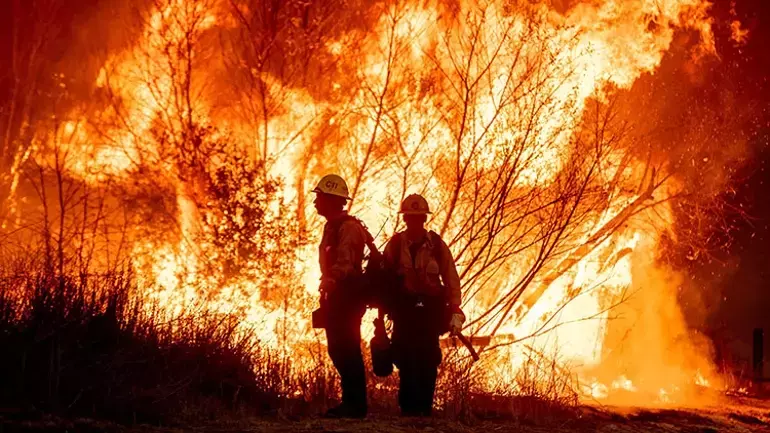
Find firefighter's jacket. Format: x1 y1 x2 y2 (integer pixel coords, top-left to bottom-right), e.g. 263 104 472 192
383 230 461 307
319 212 367 283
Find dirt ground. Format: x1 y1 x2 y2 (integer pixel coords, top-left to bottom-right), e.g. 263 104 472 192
230 399 770 433
3 397 770 432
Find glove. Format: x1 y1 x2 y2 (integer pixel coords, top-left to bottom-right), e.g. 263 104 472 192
319 277 337 295
449 312 465 335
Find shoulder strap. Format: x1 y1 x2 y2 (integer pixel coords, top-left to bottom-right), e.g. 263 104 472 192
330 215 380 256
393 232 402 260
353 216 379 256
428 230 443 261
428 230 451 301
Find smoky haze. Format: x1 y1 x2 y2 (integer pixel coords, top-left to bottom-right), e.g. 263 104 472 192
659 0 770 376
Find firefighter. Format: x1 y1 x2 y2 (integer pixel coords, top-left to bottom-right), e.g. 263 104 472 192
313 174 369 418
383 194 465 417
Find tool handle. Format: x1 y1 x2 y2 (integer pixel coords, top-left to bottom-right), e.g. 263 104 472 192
456 332 480 362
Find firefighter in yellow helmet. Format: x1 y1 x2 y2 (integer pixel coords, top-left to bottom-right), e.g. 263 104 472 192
383 193 465 417
312 174 370 418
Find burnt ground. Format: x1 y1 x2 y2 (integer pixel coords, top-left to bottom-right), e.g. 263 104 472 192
2 397 770 433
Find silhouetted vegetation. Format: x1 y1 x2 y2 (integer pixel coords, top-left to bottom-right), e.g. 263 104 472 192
0 268 279 424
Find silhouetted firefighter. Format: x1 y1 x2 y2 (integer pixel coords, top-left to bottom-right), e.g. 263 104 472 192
383 194 466 417
311 174 374 418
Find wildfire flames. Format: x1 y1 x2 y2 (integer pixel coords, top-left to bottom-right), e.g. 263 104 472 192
1 0 746 406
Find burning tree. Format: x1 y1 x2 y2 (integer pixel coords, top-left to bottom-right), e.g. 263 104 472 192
0 0 743 407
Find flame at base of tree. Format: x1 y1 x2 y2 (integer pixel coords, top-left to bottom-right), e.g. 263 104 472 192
0 0 745 407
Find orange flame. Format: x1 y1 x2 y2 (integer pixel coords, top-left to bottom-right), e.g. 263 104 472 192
27 0 740 406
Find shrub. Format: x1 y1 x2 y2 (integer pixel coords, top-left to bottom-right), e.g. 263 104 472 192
0 268 269 424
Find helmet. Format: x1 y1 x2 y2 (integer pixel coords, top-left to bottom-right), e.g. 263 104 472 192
399 194 431 215
312 174 351 200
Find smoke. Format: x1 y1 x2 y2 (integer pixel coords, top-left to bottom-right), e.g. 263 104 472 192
627 0 768 380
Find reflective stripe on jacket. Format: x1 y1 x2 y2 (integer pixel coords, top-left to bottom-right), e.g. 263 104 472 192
383 230 461 307
319 213 367 282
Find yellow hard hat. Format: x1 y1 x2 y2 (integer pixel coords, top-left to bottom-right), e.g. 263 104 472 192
400 194 431 215
312 174 351 200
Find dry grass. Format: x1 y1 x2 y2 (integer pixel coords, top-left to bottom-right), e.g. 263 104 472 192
433 345 581 425
0 266 288 424
0 264 585 427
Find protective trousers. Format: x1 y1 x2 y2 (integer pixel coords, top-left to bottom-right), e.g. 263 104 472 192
392 297 444 416
325 294 367 412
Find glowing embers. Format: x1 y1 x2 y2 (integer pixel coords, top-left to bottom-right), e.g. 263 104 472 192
45 0 727 406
